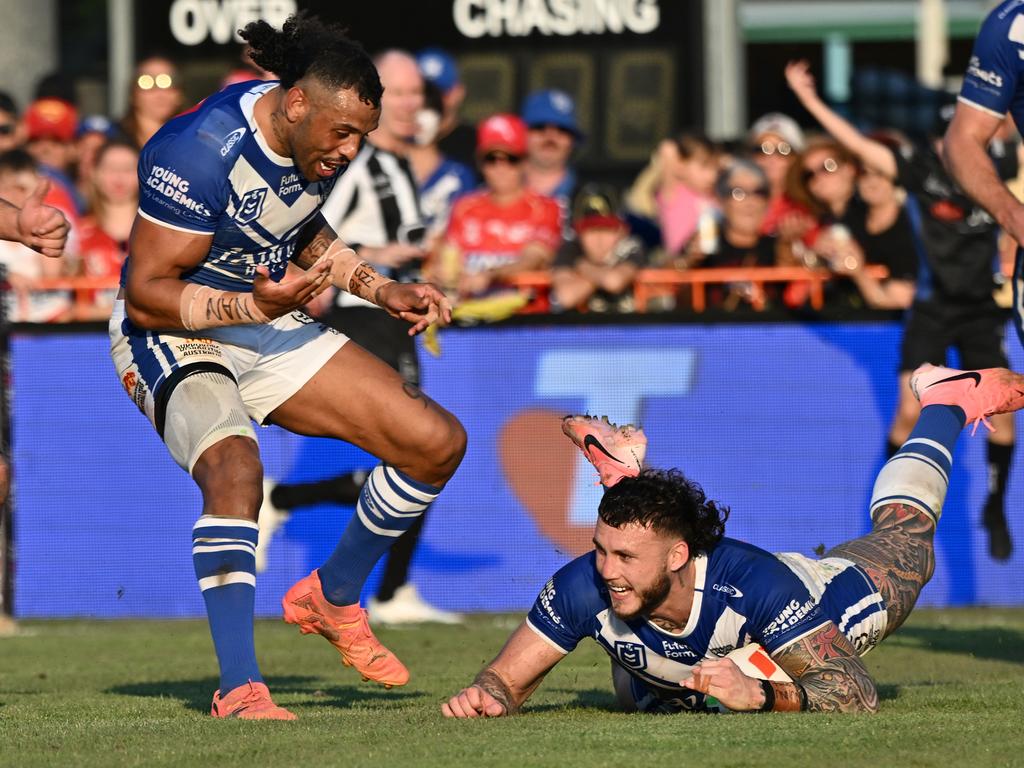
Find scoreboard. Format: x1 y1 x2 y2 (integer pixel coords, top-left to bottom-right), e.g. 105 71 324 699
134 0 705 172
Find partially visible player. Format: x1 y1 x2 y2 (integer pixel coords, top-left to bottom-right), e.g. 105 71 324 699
443 365 1024 716
945 0 1024 347
0 181 69 257
113 13 464 720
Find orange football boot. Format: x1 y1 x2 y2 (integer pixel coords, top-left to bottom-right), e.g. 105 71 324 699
210 681 296 721
282 570 409 688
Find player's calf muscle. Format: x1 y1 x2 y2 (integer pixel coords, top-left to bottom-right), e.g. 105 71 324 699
827 503 935 633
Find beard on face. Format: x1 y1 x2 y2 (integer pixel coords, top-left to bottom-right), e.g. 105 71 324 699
610 569 673 621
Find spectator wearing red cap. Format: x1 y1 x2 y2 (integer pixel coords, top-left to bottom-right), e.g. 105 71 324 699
438 113 561 299
24 97 86 215
552 184 647 312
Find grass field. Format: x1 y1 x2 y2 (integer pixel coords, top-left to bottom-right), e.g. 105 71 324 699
1 608 1023 767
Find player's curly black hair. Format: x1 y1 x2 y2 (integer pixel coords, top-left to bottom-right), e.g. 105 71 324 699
239 12 382 107
598 468 729 555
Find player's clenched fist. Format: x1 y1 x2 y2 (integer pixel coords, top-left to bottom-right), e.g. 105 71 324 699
681 658 762 712
441 685 508 718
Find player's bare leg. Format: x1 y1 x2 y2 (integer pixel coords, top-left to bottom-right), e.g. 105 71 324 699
187 402 295 719
828 364 1024 638
271 341 466 686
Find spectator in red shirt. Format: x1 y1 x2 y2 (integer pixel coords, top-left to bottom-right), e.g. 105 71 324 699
439 114 561 300
76 138 138 320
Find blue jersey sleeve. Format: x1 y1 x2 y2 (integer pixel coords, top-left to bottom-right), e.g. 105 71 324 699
958 3 1024 117
137 116 233 234
526 553 604 654
746 561 828 654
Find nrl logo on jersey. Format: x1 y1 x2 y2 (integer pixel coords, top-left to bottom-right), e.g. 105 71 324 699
614 641 647 670
234 188 267 225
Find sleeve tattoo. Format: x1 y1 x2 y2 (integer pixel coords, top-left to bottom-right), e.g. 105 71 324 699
772 624 880 713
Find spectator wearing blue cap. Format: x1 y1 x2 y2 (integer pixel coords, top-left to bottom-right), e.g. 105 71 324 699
521 89 582 231
76 114 121 203
416 47 476 168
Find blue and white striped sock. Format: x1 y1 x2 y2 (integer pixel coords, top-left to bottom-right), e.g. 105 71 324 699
192 516 262 693
318 464 441 606
870 404 964 524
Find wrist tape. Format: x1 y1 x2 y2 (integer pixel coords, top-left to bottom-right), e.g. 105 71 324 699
179 283 269 331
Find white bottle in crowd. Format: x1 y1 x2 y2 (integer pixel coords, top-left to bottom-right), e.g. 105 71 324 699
829 223 851 243
697 207 719 255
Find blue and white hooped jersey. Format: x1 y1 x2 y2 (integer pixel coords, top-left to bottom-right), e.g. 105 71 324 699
958 1 1024 130
134 80 335 292
526 539 886 704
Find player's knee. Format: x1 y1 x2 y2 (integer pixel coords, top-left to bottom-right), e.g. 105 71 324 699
193 436 263 519
430 411 467 476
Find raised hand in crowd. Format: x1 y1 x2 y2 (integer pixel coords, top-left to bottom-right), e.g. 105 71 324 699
2 179 70 258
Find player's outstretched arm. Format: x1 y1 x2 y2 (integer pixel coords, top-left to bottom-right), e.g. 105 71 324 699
784 60 897 179
682 622 878 713
442 621 565 718
295 212 452 335
126 216 332 330
945 106 1024 244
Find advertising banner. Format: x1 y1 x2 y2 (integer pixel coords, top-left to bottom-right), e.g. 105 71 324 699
11 321 1024 617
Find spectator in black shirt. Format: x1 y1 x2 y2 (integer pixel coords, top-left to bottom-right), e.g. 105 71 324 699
818 141 919 309
787 60 1015 560
552 184 646 313
681 159 790 309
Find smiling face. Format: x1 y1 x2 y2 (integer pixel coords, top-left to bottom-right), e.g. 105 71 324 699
375 52 425 145
593 519 685 621
286 80 380 183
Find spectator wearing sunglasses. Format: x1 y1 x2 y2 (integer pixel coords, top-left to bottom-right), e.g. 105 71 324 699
748 112 811 239
439 113 561 300
787 59 1016 561
120 56 182 150
681 160 789 310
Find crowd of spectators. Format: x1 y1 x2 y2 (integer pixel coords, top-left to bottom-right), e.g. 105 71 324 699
1 46 1019 324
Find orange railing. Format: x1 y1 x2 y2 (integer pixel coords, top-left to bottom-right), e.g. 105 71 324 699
508 265 889 313
9 267 890 321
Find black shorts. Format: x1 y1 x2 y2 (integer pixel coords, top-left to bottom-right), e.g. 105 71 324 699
900 299 1008 373
321 305 420 386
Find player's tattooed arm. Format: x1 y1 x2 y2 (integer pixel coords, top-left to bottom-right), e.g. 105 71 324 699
293 212 394 300
473 668 518 714
442 621 565 718
772 623 880 713
292 213 338 269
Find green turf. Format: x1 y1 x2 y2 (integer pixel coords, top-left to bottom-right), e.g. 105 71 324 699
1 608 1023 767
